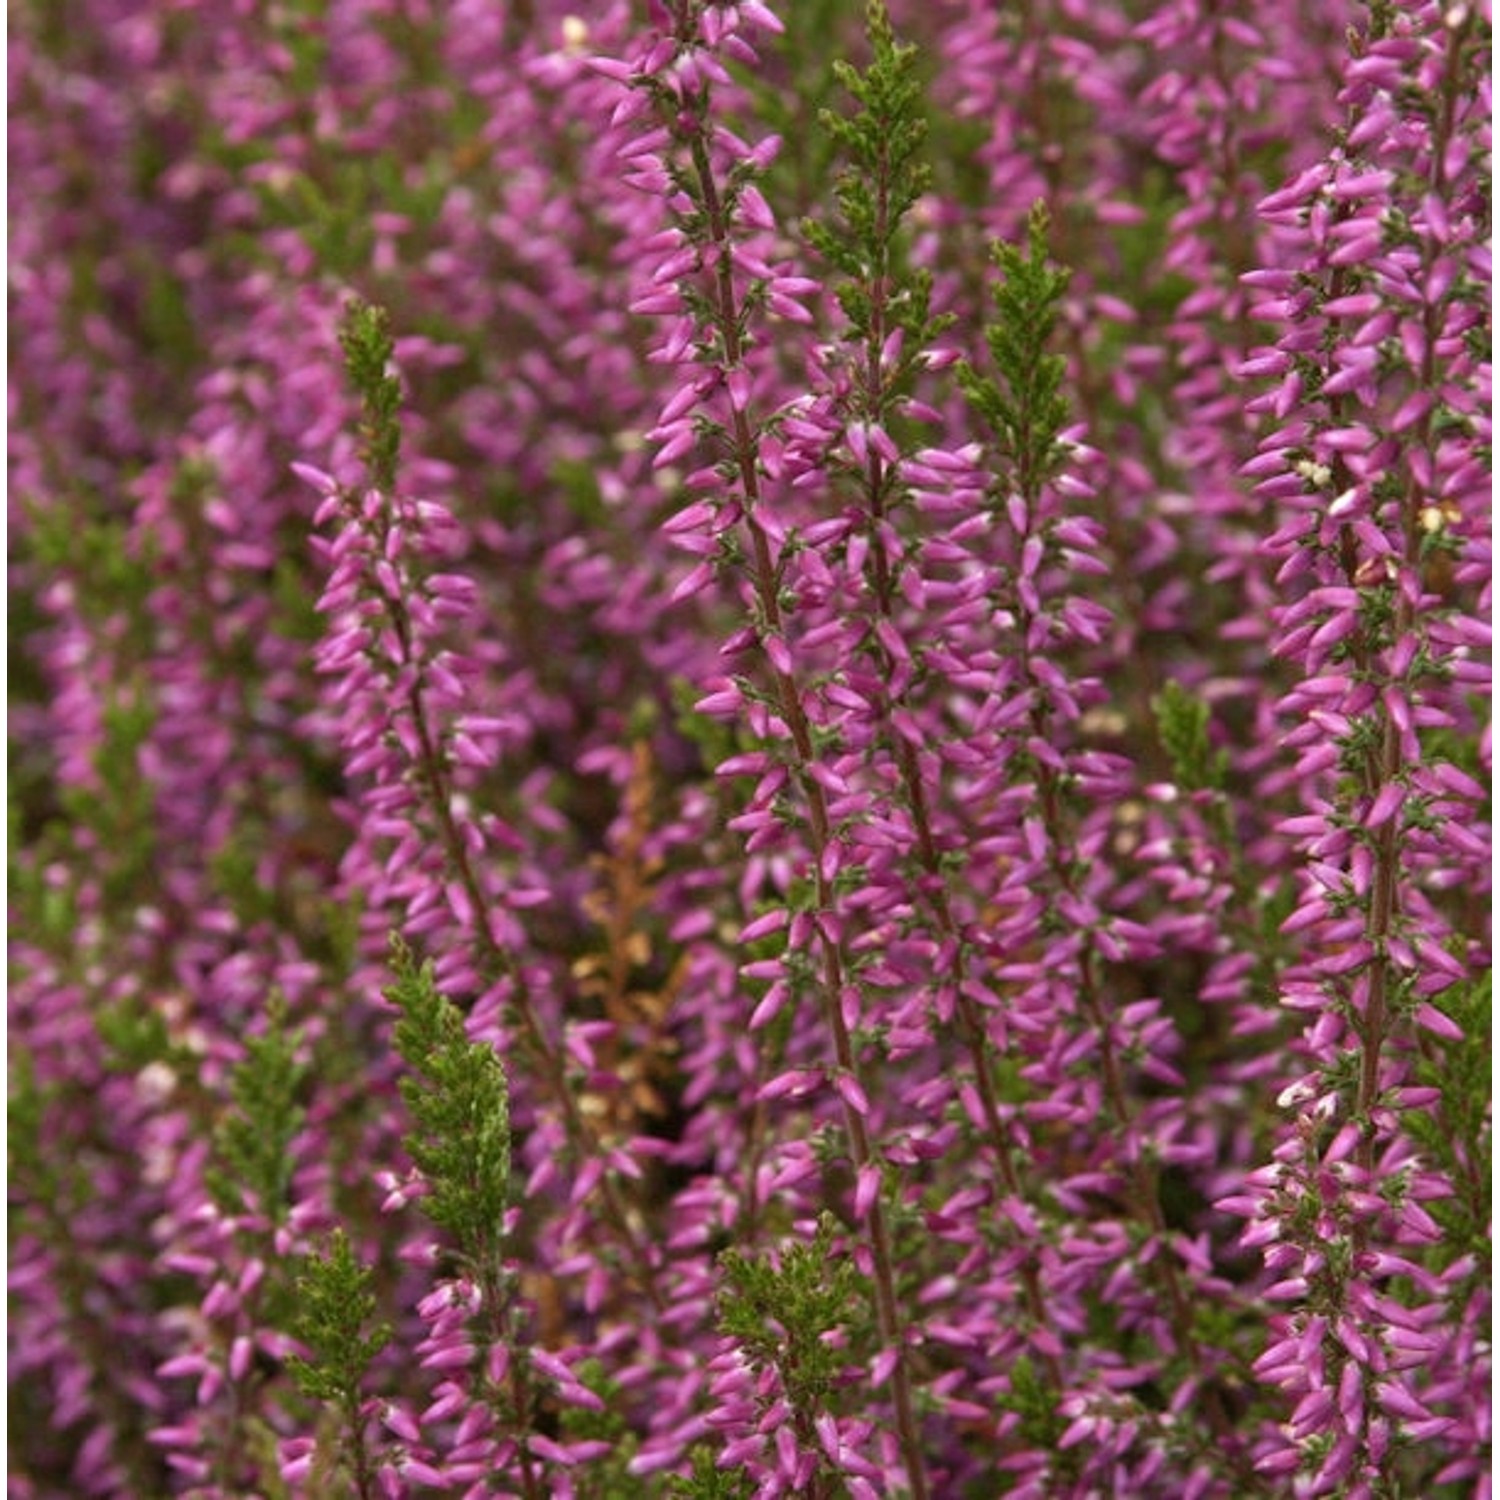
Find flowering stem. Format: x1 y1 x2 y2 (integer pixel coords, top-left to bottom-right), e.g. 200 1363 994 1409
382 574 669 1317
329 297 668 1318
492 1294 544 1500
1349 6 1476 1172
1021 508 1256 1473
678 92 931 1500
848 163 1065 1405
964 210 1260 1476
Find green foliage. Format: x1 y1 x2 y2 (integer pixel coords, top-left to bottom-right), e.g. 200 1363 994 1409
271 555 328 644
1421 706 1492 805
240 166 371 280
8 786 78 958
279 1228 386 1499
269 0 331 96
23 501 157 632
285 1230 391 1406
804 3 939 333
15 501 163 911
9 1048 57 1209
8 550 51 716
133 248 201 375
95 994 198 1078
670 676 749 776
209 832 280 930
804 0 953 440
1108 175 1199 321
68 693 160 910
924 107 996 221
240 1418 299 1500
1074 169 1198 448
958 203 1072 502
255 152 469 284
551 455 610 529
664 1447 756 1499
1407 973 1491 1273
1152 679 1228 794
717 1213 858 1417
996 1354 1067 1461
387 936 510 1268
338 298 403 494
206 995 308 1223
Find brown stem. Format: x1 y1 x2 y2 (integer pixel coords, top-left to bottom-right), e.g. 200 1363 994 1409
344 1391 379 1500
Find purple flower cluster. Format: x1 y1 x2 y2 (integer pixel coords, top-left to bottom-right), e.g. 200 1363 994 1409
10 1 1489 1497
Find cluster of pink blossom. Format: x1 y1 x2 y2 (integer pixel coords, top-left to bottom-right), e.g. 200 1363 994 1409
10 0 1489 1497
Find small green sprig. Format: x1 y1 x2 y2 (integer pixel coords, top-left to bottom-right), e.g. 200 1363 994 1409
337 298 403 494
283 1230 389 1500
717 1213 858 1422
553 1359 646 1500
665 1448 756 1499
729 0 846 221
1406 972 1491 1276
804 0 949 367
386 936 510 1269
959 202 1072 502
19 504 162 915
9 1047 169 1491
285 1231 391 1404
9 1048 64 1215
206 995 307 1224
95 994 199 1078
80 694 160 910
997 1355 1070 1464
1152 679 1229 795
22 502 158 630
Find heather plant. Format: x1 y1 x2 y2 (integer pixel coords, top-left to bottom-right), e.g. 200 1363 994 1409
8 1 1490 1498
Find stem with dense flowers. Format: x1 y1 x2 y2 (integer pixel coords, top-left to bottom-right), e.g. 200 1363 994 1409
687 136 931 1500
1229 1 1490 1489
959 206 1265 1486
312 301 670 1330
616 7 931 1490
804 1 1065 1398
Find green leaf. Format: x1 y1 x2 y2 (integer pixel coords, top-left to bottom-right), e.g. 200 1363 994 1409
803 0 953 408
663 1447 757 1499
999 1354 1067 1452
387 936 511 1268
959 202 1073 502
555 1359 650 1498
338 298 403 494
206 994 307 1223
95 993 198 1078
1152 679 1228 793
717 1213 858 1416
285 1230 392 1406
8 1048 55 1206
1407 972 1491 1274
